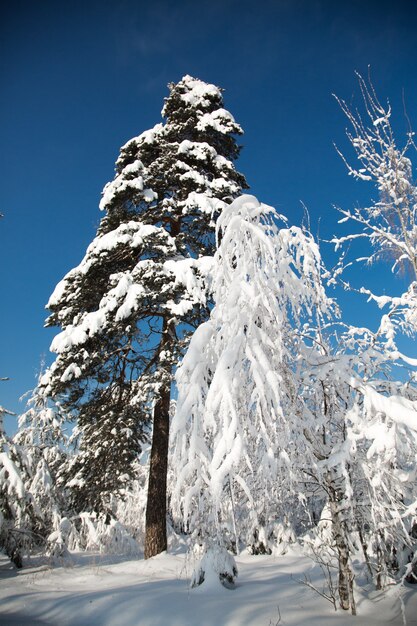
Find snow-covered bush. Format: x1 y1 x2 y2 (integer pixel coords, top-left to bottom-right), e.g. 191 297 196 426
58 512 141 557
112 456 149 549
190 544 238 589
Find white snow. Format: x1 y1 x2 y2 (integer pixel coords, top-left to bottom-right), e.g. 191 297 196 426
178 140 217 160
117 123 164 159
1 548 415 625
0 453 25 499
99 170 144 211
196 109 237 133
176 75 221 107
60 363 82 383
183 192 226 216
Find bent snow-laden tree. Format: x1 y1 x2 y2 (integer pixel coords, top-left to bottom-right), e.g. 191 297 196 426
171 194 334 555
41 76 247 558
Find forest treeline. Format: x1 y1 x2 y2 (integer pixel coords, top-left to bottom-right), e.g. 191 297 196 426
1 75 417 613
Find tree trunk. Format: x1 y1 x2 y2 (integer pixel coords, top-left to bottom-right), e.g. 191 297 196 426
144 383 170 558
144 218 182 560
336 530 353 612
328 483 356 615
144 319 173 560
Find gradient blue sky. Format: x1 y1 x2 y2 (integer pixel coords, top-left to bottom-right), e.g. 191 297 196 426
1 0 417 430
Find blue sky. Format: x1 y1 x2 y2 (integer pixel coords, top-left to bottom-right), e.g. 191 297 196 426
1 0 417 429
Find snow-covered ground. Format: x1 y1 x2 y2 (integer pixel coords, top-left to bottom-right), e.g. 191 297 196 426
1 548 416 625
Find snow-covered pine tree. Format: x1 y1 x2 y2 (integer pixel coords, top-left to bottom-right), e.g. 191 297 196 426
171 194 334 555
41 76 247 558
13 373 68 557
0 380 36 567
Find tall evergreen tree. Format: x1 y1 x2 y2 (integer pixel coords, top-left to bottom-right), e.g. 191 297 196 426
41 75 247 558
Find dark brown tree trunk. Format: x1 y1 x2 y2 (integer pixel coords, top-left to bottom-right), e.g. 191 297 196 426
144 318 172 560
144 383 170 559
